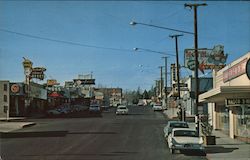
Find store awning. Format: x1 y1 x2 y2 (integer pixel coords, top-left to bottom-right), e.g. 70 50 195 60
199 86 250 103
48 92 63 98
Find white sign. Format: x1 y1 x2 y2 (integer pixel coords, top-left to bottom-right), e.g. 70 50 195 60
184 45 227 72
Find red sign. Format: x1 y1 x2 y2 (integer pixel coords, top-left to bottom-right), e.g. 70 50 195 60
223 58 248 82
11 84 20 93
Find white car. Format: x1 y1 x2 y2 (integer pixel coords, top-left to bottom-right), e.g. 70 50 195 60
163 121 189 138
116 105 129 115
152 104 163 111
168 128 204 154
89 104 101 113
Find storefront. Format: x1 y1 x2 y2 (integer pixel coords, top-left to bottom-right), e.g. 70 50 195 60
200 52 250 141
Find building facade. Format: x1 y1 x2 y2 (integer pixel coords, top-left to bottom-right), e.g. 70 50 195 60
200 52 250 141
0 81 10 119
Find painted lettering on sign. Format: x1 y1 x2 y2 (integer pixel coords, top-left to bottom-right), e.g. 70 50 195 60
223 58 248 83
226 98 250 106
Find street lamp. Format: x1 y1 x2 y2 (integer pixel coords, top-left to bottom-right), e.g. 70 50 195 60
130 21 194 35
133 47 175 57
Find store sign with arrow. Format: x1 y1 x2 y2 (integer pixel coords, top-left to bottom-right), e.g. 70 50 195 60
184 45 227 73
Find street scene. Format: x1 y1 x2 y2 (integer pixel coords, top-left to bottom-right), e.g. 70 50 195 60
0 1 250 160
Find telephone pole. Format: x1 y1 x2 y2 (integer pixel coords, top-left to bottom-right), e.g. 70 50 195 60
162 57 168 109
170 34 184 121
184 3 207 135
159 66 164 102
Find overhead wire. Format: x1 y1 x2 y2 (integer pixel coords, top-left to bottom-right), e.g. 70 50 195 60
0 28 133 53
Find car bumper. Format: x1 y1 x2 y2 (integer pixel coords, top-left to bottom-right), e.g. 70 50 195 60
171 144 204 151
116 111 128 115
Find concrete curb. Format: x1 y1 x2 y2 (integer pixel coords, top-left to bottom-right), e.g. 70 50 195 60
22 122 36 128
0 122 36 133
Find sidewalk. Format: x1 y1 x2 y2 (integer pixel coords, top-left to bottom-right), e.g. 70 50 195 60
0 119 36 133
206 130 250 160
163 108 250 160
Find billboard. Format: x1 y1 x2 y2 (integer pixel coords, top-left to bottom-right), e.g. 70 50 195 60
31 67 46 80
184 45 227 73
73 79 95 85
47 79 60 86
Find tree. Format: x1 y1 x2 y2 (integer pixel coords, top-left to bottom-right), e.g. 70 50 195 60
142 90 149 99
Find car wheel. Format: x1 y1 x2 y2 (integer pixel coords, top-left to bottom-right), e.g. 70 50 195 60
170 148 175 154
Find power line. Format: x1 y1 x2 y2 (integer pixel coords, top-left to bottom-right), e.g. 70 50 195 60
0 28 133 53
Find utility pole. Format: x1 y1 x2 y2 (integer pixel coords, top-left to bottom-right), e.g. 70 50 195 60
184 3 207 135
162 57 168 109
159 66 164 102
170 34 184 121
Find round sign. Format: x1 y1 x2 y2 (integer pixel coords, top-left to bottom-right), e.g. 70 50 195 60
246 58 250 80
11 84 20 93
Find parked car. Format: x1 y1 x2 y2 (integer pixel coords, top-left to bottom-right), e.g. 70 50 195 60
116 105 129 115
47 109 61 115
167 128 204 154
89 104 101 113
163 121 189 138
101 105 109 111
152 104 163 111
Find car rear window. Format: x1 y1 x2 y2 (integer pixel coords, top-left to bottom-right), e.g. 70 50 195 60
170 123 189 128
174 130 198 137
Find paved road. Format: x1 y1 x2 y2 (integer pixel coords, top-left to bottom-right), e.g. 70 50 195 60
1 106 207 160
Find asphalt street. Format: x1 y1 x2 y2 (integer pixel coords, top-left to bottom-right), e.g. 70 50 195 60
0 106 207 160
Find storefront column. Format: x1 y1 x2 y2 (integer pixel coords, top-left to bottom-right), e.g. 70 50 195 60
212 103 218 129
229 107 235 139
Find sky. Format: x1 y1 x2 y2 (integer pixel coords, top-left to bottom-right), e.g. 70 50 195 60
0 1 249 91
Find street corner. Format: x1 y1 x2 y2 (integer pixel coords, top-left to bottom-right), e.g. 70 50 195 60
0 122 36 133
22 122 36 128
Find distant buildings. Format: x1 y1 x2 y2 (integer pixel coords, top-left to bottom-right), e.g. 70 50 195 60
0 73 123 119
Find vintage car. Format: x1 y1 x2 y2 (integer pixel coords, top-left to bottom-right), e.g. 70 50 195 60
167 128 204 154
163 121 189 138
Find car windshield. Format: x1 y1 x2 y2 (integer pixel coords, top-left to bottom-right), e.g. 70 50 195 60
174 130 198 137
170 123 189 128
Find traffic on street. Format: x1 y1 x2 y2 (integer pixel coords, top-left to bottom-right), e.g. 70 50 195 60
1 106 207 160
